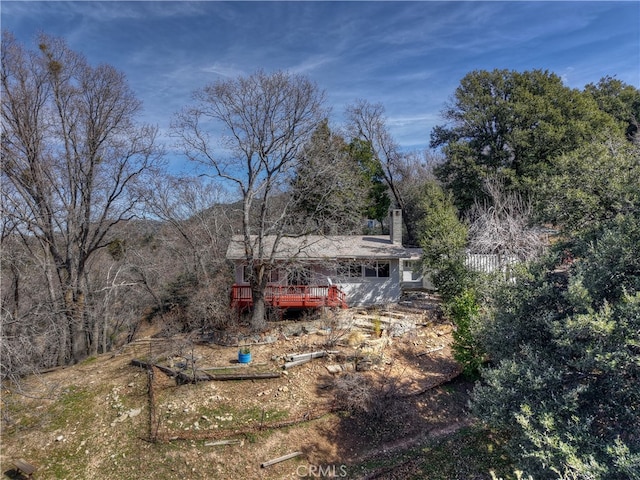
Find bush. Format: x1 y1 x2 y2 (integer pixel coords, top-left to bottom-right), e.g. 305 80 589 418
472 219 640 479
447 289 483 378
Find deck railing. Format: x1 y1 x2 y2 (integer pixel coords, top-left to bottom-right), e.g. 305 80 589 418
231 284 347 309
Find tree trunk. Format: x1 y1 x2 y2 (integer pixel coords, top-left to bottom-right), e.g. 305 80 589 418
251 289 267 332
64 288 88 363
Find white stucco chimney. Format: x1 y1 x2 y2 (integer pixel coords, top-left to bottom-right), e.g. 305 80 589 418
389 209 402 245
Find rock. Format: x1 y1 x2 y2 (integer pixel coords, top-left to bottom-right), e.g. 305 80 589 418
127 408 142 418
56 435 64 442
326 365 342 374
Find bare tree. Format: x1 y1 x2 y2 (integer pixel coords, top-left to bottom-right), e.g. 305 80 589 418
345 99 416 241
468 176 545 262
143 175 232 280
141 175 236 332
1 32 161 363
173 70 327 331
394 150 441 245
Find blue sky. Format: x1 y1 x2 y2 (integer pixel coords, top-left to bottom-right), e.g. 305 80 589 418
3 1 639 173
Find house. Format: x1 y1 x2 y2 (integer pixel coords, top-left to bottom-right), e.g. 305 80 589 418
226 210 427 310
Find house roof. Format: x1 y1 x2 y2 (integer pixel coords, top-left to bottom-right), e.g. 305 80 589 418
226 235 422 261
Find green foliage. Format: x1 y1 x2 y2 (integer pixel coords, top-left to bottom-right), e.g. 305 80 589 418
107 238 126 260
432 69 618 213
416 180 487 376
447 289 483 378
417 180 472 302
290 119 368 234
535 137 640 238
584 76 640 142
577 213 640 306
472 217 640 479
349 138 391 228
349 138 391 229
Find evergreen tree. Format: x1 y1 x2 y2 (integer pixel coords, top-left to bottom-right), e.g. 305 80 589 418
472 214 640 479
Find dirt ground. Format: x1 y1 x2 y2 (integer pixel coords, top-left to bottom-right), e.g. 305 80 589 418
1 293 475 479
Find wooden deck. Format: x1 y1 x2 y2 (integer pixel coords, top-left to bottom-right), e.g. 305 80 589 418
231 284 347 310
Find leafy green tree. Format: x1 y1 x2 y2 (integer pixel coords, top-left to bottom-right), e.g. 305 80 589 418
585 76 640 143
535 136 640 239
348 138 391 231
417 181 486 375
472 214 640 479
431 69 616 212
418 180 470 302
448 288 485 378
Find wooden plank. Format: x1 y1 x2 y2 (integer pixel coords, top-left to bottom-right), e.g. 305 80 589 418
208 372 281 381
260 451 303 468
131 359 279 382
204 439 243 446
283 358 312 370
14 458 37 476
284 350 339 362
130 359 176 377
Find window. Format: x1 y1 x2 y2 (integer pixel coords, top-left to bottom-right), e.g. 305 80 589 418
269 269 281 283
242 265 281 283
403 260 418 271
364 261 390 278
337 261 362 278
242 265 251 283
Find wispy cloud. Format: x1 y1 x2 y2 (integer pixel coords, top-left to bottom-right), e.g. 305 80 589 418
201 62 246 79
2 0 638 165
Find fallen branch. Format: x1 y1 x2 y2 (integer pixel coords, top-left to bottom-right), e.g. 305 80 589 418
260 451 303 468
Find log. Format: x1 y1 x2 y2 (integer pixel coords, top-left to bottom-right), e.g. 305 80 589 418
284 350 339 362
260 451 303 468
200 362 269 371
283 357 312 370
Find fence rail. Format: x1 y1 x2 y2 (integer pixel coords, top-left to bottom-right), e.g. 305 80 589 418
465 252 519 279
231 284 347 310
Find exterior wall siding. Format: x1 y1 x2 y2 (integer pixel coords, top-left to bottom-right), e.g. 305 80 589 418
336 259 401 307
233 259 403 307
